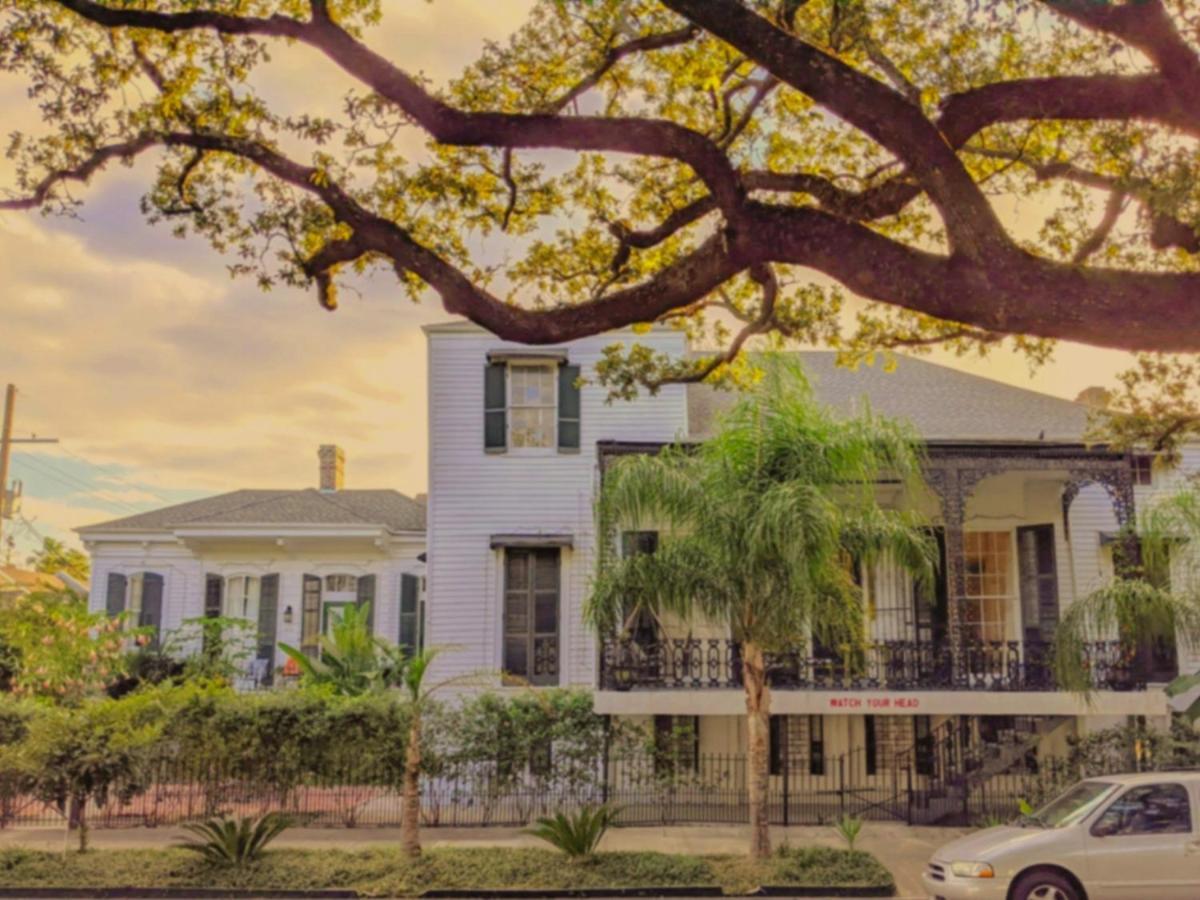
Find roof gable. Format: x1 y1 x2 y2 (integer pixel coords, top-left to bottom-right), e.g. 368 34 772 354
78 488 426 534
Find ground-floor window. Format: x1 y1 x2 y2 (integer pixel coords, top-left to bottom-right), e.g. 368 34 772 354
224 575 261 621
654 715 699 775
503 547 560 685
808 715 825 776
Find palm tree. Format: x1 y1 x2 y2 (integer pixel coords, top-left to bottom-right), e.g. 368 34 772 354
1054 485 1200 712
586 358 934 858
379 644 444 859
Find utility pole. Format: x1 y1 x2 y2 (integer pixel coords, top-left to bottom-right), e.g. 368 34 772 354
0 384 59 557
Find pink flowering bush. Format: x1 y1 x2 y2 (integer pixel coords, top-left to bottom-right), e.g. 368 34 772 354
0 591 148 705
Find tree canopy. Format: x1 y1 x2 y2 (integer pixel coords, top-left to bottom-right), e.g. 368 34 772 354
25 537 89 582
2 1 1200 442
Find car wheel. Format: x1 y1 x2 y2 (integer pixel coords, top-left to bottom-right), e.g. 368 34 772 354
1013 869 1080 900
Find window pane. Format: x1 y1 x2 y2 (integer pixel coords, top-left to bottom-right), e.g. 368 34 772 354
325 574 357 592
1095 784 1192 836
511 407 553 447
509 365 555 448
505 553 529 591
534 551 559 590
504 592 529 633
534 591 558 633
504 637 528 677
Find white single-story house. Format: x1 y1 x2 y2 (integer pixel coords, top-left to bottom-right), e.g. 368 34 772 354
78 445 425 686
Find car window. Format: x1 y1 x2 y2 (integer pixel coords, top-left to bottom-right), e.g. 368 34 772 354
1091 783 1193 837
1033 780 1117 828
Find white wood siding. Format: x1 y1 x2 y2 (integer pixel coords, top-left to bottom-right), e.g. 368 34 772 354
425 327 689 687
87 539 424 666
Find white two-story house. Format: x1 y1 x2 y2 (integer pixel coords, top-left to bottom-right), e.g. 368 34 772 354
425 321 1196 796
80 445 426 685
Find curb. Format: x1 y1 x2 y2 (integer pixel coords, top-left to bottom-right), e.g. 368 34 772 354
421 889 723 898
749 887 894 898
0 891 358 899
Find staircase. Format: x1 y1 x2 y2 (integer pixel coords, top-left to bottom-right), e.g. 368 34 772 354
891 715 1073 825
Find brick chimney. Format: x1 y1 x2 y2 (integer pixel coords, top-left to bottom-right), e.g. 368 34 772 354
318 445 345 491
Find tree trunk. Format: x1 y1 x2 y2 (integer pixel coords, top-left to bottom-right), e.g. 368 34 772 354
67 794 87 853
401 707 422 858
741 641 772 859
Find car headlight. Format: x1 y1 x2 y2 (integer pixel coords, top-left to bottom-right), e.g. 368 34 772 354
950 861 995 879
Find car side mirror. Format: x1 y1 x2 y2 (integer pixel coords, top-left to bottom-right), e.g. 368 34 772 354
1091 818 1119 838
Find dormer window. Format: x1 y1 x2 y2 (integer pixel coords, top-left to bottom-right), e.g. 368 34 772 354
484 352 581 453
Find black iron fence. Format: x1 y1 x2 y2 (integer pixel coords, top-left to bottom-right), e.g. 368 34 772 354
599 637 1141 693
0 748 1081 831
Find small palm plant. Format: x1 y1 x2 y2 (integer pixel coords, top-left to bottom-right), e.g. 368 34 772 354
279 602 380 696
833 814 863 851
177 813 290 866
525 804 619 857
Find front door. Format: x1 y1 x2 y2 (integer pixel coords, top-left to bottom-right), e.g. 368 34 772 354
1084 781 1200 899
1017 524 1059 687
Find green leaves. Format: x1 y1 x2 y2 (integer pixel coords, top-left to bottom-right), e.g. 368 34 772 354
832 814 863 851
278 602 381 697
525 804 620 857
177 813 290 866
589 355 934 652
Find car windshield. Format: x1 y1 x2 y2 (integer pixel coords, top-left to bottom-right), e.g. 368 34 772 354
1026 780 1118 828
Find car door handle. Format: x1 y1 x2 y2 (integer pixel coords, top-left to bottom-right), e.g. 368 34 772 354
1186 840 1200 855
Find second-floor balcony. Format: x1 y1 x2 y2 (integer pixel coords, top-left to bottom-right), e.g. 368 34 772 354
598 637 1152 693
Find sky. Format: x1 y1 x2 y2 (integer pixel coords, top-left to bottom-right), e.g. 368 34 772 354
0 1 1138 566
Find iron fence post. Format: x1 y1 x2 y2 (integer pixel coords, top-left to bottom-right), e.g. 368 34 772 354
906 762 913 825
838 755 845 819
782 752 790 826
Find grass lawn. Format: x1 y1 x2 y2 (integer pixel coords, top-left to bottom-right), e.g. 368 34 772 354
0 846 894 896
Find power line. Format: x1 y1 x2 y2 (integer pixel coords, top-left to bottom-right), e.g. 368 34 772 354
11 453 144 514
52 445 175 505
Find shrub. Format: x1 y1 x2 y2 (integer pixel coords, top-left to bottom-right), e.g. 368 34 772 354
525 805 619 857
832 814 863 851
178 813 290 866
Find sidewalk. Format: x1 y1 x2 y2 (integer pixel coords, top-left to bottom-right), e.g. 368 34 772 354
0 823 968 898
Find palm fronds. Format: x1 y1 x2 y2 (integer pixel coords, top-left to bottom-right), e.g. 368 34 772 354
524 804 619 857
177 813 290 866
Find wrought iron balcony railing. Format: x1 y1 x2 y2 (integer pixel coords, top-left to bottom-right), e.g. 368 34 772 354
598 637 1144 692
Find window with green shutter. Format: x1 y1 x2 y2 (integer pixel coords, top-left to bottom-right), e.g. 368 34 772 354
140 573 164 649
105 572 126 618
557 363 581 451
399 572 422 656
484 362 507 451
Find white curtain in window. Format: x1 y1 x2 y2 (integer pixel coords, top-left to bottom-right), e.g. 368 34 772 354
224 575 261 621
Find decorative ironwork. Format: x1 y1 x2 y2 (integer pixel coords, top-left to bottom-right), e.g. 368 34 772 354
599 637 1141 693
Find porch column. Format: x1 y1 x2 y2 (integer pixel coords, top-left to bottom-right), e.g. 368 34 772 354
925 465 967 670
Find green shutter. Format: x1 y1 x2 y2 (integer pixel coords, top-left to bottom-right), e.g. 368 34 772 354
301 574 322 658
140 573 164 648
558 363 581 451
257 574 279 678
399 573 420 656
485 362 507 451
204 573 223 618
105 572 126 618
356 574 376 633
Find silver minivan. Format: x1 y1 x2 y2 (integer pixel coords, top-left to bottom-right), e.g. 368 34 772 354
923 771 1200 900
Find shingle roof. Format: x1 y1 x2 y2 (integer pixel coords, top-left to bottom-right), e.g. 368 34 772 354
687 352 1090 443
78 489 426 534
